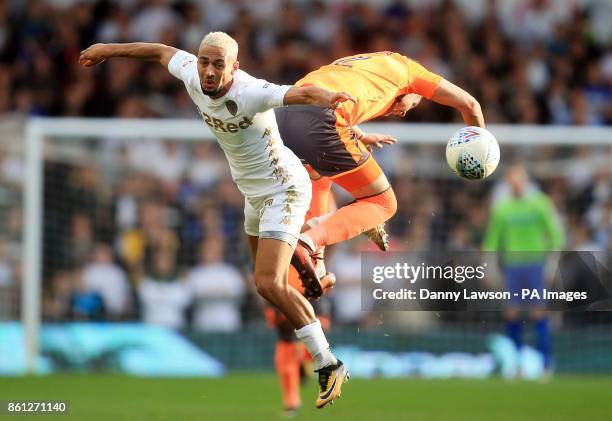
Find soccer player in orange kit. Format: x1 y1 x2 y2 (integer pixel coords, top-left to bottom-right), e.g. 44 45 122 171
279 52 485 297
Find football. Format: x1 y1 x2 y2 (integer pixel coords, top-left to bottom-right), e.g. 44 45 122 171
446 126 500 180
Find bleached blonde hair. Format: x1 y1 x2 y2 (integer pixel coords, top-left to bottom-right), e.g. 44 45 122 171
199 32 239 61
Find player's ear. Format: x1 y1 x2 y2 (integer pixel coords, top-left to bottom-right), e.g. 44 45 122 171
232 60 239 74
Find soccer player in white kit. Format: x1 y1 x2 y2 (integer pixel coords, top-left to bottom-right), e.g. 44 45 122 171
79 32 350 408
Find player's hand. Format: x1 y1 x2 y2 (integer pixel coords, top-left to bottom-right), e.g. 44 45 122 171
330 92 356 108
79 44 108 67
360 133 397 149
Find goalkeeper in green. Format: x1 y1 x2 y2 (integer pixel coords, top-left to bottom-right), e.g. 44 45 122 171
483 163 565 373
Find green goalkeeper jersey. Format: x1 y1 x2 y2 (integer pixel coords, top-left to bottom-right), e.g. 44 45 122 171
483 190 565 264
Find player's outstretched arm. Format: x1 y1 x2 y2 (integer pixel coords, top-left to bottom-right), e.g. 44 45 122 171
79 43 178 68
283 85 356 109
430 79 485 128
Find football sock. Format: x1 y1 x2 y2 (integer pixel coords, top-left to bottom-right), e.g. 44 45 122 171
535 318 552 368
306 177 333 220
275 341 301 409
302 188 397 250
295 319 337 369
303 213 332 231
303 177 334 233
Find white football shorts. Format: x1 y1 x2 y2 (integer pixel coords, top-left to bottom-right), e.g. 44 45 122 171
243 181 311 249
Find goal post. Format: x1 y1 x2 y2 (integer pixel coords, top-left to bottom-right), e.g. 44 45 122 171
21 117 612 373
23 121 43 375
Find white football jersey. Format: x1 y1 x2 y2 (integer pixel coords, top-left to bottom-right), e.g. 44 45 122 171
168 50 308 198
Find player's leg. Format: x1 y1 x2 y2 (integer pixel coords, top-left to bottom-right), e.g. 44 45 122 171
503 266 524 353
246 191 348 408
275 339 302 416
304 161 391 248
304 166 333 224
253 238 336 360
303 166 390 251
531 309 552 372
272 265 316 414
247 236 313 327
504 308 523 352
527 264 552 373
254 238 348 408
296 168 338 292
293 162 396 288
263 265 316 415
265 304 302 416
293 157 395 281
300 155 397 252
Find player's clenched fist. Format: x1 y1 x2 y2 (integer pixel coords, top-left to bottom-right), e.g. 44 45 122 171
79 44 108 67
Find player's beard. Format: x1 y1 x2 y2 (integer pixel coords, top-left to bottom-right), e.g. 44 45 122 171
201 84 221 96
201 75 222 96
201 80 232 98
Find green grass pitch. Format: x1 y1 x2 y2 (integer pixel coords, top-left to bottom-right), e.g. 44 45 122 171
2 373 611 420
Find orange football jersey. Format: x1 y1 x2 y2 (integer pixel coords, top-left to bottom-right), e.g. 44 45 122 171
296 52 442 127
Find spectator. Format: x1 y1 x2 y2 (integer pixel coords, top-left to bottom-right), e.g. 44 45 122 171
187 143 227 191
45 269 105 321
138 251 191 329
187 240 245 332
82 243 131 320
329 240 368 326
0 0 608 124
62 213 96 268
70 269 106 321
130 0 179 43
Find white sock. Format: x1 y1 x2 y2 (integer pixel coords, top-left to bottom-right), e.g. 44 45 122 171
295 319 337 369
298 233 317 252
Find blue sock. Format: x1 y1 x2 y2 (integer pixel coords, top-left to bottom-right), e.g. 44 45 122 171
506 320 523 351
535 318 552 369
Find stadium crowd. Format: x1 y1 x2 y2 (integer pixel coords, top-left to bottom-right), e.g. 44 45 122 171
0 0 611 124
0 0 610 329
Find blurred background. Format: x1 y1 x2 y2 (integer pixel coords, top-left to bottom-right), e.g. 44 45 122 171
0 0 611 413
1 0 611 123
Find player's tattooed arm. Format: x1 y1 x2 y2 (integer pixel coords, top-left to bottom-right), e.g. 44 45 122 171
79 43 178 68
283 85 356 109
430 79 485 128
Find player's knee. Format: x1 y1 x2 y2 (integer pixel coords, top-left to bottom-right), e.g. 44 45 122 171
363 187 397 220
385 187 398 218
254 270 284 300
254 278 276 300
